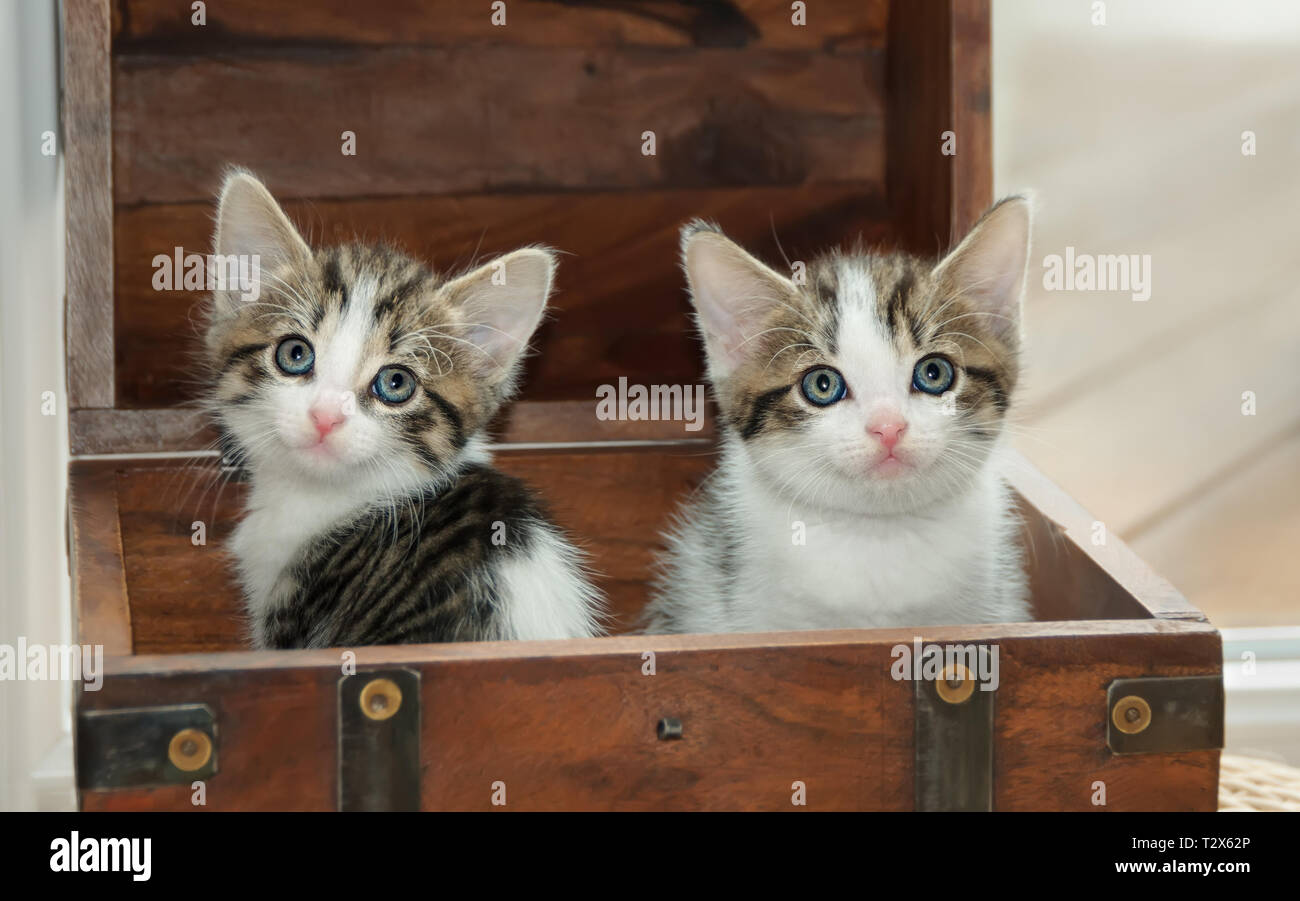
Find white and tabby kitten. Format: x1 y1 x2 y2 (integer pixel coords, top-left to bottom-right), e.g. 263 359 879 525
644 198 1034 633
204 171 604 648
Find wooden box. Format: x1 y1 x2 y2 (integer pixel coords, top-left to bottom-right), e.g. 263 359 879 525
63 0 1223 810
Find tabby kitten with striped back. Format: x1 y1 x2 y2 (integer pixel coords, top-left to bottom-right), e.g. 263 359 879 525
644 198 1034 634
205 171 604 648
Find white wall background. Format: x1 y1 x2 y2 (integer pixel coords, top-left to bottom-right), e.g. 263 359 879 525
0 0 72 811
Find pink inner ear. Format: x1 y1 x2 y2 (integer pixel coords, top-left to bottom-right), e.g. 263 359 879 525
465 300 537 364
691 280 744 362
455 251 553 369
215 175 308 271
939 201 1030 337
685 236 788 375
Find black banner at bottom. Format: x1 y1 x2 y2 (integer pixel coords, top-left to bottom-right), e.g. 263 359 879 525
6 810 1287 886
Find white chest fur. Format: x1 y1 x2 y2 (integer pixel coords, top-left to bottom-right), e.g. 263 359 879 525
227 477 374 634
663 447 1029 633
735 465 1021 629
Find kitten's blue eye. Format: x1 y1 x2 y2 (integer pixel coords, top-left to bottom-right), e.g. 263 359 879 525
913 355 955 395
800 367 847 406
372 365 416 405
274 336 314 376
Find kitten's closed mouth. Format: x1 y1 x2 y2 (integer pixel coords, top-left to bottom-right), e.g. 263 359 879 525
875 455 907 478
299 437 338 459
873 457 904 478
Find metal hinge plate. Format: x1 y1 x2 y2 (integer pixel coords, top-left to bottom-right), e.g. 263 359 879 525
77 703 218 789
913 648 996 811
1106 675 1224 755
337 668 421 811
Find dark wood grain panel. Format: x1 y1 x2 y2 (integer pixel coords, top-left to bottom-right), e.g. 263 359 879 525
499 446 717 630
63 0 116 408
112 0 889 53
885 0 992 255
948 0 994 238
113 185 892 411
71 408 213 455
113 45 884 205
421 640 894 810
68 461 134 655
114 460 251 653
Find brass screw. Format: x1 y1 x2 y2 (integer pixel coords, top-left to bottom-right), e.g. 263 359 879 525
168 728 213 772
359 677 402 721
1112 695 1152 734
934 664 975 705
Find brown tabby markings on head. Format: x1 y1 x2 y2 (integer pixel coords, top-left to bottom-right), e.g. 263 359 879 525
205 242 512 473
682 223 1019 447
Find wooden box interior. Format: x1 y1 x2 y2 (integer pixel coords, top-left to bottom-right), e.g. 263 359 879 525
75 448 1199 659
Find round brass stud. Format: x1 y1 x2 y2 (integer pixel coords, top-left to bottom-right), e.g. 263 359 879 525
934 664 975 705
1112 695 1152 734
359 677 402 721
168 728 213 772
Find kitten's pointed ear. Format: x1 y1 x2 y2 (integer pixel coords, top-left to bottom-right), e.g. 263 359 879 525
681 221 796 379
440 247 556 385
932 196 1032 342
212 170 311 314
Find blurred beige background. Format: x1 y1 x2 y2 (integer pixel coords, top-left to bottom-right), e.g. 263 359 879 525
994 0 1300 628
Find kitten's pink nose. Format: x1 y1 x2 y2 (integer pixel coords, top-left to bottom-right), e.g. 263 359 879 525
310 405 345 438
869 418 906 451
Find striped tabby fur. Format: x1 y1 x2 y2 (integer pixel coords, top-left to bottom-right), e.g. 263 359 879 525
204 170 604 648
644 198 1034 634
